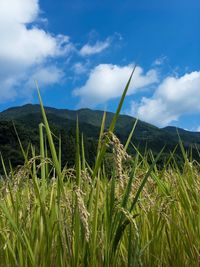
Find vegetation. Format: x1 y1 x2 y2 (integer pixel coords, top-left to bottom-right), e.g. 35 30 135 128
0 74 199 266
1 103 200 174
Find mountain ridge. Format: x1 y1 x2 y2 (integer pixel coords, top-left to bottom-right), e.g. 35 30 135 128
0 103 199 134
0 103 200 173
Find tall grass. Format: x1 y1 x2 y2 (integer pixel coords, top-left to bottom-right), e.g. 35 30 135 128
0 75 199 266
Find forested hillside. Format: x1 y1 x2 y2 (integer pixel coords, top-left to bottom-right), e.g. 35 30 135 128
1 104 200 174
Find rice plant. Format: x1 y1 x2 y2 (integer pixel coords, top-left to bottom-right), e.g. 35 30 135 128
0 73 199 266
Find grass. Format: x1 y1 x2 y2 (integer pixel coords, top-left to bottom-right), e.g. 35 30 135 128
0 74 199 266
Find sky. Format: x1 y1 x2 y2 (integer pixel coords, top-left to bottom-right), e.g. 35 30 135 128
0 0 200 130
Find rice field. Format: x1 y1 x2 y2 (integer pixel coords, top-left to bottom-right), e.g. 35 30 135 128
0 75 199 266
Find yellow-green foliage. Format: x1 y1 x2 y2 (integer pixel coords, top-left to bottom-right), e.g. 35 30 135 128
0 74 199 266
0 153 199 267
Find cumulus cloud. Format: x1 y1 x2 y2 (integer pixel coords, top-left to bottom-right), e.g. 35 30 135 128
0 0 39 24
73 64 158 107
131 71 200 126
80 39 110 56
0 65 65 103
26 66 64 88
0 0 74 103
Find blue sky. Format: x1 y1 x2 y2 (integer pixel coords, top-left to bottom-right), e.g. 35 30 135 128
0 0 200 130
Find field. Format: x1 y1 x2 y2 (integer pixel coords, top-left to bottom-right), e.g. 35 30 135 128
0 77 199 267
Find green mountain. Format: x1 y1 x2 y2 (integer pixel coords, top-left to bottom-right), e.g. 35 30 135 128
0 104 200 174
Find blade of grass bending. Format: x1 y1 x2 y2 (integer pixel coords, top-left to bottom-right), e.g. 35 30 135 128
93 66 136 178
121 154 139 208
76 117 81 186
91 173 100 265
81 133 86 171
0 153 8 178
109 66 136 133
13 122 28 163
74 117 82 266
110 176 116 218
130 142 144 159
97 111 107 152
35 82 61 179
8 161 14 177
130 146 165 211
149 151 158 174
124 118 138 151
39 123 46 181
131 142 149 169
59 133 62 170
195 144 200 158
127 225 133 267
112 218 135 254
31 145 37 178
177 128 188 162
44 136 49 177
38 126 47 202
85 161 93 174
88 112 106 191
164 144 178 169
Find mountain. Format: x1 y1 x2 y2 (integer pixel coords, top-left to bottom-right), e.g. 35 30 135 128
0 104 200 173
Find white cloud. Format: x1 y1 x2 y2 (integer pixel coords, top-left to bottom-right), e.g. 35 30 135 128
73 62 89 75
0 0 74 103
26 66 64 88
196 126 200 132
0 0 39 24
73 64 158 107
131 71 200 127
80 39 110 56
0 65 65 103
